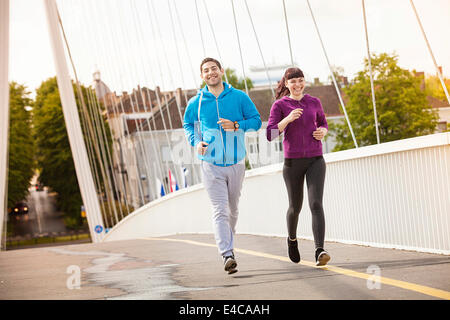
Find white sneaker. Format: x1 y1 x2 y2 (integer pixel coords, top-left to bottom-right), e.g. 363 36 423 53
223 254 238 274
315 248 331 266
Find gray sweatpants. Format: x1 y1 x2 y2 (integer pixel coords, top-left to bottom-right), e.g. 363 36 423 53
201 160 246 257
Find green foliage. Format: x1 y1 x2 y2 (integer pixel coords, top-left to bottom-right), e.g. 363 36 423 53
7 82 35 208
33 77 83 229
33 77 117 229
424 74 450 102
328 65 345 85
76 84 114 200
201 68 254 91
331 53 439 151
224 68 254 91
245 158 251 171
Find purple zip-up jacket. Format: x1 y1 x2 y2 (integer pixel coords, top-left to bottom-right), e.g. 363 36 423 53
266 94 328 159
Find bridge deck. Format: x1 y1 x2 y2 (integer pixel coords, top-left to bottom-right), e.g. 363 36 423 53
0 234 449 300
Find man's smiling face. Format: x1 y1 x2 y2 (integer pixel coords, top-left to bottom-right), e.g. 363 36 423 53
201 61 224 87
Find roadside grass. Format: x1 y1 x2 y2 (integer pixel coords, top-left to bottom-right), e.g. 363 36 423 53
6 233 91 249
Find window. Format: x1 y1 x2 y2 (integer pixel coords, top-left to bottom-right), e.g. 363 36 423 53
161 145 171 162
249 143 259 154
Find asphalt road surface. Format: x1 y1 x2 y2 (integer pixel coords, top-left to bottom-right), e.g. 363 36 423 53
1 234 449 300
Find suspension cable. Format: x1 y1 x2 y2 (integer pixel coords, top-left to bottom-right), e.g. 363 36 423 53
282 0 295 66
85 83 123 222
362 0 380 144
244 0 275 98
129 0 174 196
104 93 133 212
410 0 450 105
83 87 116 226
201 0 229 84
173 0 200 89
194 0 207 57
73 84 111 229
92 0 147 206
121 0 167 202
167 0 202 185
231 0 255 169
167 0 190 104
147 0 184 128
74 0 140 209
89 88 126 220
58 3 116 226
230 0 249 94
306 0 358 148
146 0 189 191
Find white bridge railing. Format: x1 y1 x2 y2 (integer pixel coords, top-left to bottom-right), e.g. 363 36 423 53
104 132 450 255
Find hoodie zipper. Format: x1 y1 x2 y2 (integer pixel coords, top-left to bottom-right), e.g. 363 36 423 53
216 97 226 164
298 100 305 157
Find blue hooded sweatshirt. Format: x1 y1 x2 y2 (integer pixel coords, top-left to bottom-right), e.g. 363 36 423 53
183 82 262 167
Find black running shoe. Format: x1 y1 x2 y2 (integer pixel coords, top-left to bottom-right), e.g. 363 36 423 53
315 248 331 266
223 254 238 274
287 238 301 263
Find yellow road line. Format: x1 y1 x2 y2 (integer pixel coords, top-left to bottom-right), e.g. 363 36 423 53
143 237 450 300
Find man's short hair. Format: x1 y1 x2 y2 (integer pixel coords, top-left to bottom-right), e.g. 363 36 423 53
200 57 222 73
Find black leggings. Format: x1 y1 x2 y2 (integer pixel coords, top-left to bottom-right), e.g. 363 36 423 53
282 156 326 249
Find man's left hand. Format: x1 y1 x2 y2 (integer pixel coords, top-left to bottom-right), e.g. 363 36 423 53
217 118 236 132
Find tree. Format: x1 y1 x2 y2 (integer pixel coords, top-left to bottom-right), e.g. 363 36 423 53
425 74 450 102
331 53 438 151
33 77 83 229
7 82 34 208
224 68 253 91
328 65 346 85
33 77 118 229
201 68 254 91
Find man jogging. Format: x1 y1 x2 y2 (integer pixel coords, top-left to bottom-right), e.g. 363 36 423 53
183 58 261 274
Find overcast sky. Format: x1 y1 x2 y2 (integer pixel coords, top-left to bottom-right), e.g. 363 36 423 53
9 0 450 97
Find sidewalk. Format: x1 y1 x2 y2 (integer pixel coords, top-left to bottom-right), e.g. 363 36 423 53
0 234 449 300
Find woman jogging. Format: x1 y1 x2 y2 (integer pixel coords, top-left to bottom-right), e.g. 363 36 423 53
266 67 331 266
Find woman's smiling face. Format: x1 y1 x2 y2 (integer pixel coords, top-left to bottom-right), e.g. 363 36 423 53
285 77 306 97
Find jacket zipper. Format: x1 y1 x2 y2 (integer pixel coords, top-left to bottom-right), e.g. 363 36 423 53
216 97 226 164
299 101 305 157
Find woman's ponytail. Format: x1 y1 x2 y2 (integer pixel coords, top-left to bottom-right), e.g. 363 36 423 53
275 76 290 100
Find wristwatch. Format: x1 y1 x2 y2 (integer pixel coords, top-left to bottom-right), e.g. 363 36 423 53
234 121 240 131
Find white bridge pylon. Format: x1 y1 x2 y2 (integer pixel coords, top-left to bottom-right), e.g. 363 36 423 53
41 0 105 243
0 0 10 250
